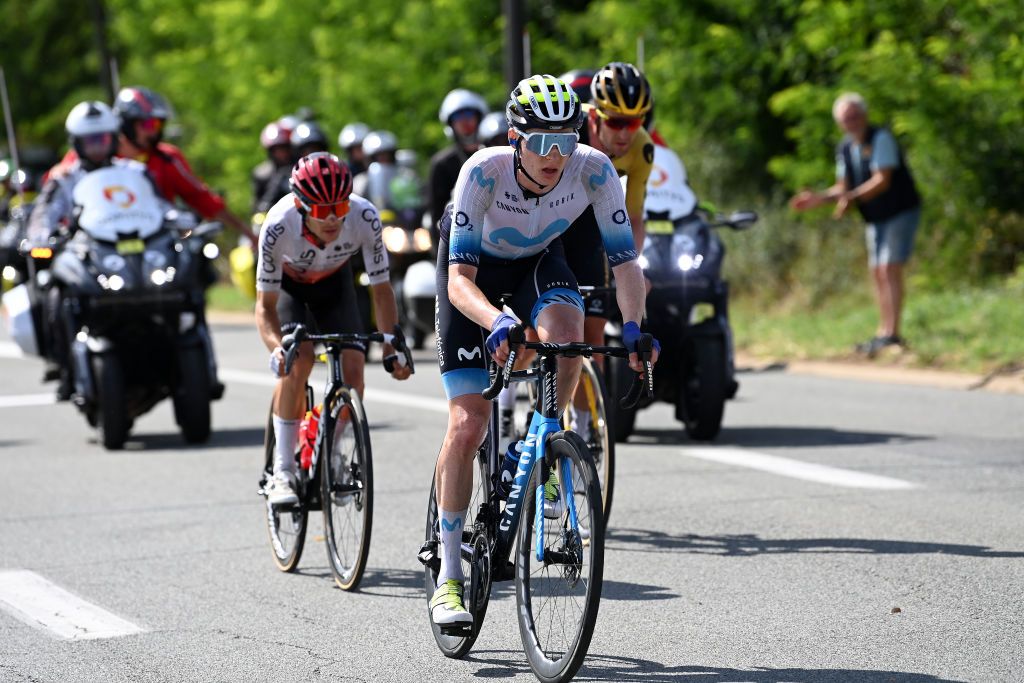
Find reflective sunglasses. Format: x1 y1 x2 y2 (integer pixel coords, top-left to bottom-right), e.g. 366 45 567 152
307 199 351 219
80 132 113 148
517 129 579 157
600 115 644 132
137 117 164 133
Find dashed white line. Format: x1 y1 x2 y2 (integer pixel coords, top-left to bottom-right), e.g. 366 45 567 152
679 446 920 490
0 570 145 640
0 393 55 408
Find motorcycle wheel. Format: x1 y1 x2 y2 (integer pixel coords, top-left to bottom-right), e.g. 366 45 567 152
608 354 637 443
174 346 212 444
93 353 129 450
682 337 726 441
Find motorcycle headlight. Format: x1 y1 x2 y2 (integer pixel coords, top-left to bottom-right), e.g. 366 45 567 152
677 254 704 272
382 226 408 253
105 274 125 291
202 243 220 259
413 228 432 252
150 270 168 286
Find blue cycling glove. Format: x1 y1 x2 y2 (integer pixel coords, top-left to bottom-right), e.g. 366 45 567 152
622 321 661 354
485 313 518 356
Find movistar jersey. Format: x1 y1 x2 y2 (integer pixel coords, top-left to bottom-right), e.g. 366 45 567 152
447 145 637 266
256 193 388 292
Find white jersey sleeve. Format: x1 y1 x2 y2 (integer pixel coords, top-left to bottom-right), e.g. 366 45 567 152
447 149 499 266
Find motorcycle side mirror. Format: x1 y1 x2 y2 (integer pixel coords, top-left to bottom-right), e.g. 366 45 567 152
727 211 758 230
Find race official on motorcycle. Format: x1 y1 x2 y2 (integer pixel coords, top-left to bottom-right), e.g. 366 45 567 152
427 89 488 239
27 101 171 400
251 118 295 214
338 122 370 177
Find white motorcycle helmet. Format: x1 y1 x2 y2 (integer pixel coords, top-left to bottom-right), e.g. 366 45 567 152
478 112 510 146
362 130 398 159
439 88 488 142
338 122 370 151
65 101 120 167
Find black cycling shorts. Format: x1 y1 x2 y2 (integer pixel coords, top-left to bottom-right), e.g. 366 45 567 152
435 233 584 400
277 263 366 352
561 206 612 318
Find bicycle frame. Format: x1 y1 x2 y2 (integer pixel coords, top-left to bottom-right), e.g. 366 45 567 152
489 354 582 569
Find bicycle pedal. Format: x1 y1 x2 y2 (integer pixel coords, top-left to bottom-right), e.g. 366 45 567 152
438 622 473 637
417 540 440 571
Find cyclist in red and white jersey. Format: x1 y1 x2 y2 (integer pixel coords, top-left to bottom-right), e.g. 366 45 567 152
256 152 411 505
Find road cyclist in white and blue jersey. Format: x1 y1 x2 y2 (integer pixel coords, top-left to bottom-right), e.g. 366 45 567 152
429 73 659 626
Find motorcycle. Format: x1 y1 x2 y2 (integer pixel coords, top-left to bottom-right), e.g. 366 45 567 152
607 144 756 442
34 165 224 449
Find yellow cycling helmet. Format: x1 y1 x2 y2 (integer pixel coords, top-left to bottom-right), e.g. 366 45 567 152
590 62 653 118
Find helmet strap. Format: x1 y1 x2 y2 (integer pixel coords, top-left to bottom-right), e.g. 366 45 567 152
513 145 548 193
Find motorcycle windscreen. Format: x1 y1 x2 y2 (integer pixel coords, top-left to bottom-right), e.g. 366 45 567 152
72 166 166 242
639 145 697 220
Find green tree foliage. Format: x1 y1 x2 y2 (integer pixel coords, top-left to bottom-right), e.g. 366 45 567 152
4 0 1021 287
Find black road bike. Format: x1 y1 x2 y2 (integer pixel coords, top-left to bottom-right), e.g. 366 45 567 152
258 324 413 591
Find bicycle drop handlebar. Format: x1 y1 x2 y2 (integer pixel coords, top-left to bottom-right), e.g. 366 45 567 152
280 324 416 377
481 324 654 409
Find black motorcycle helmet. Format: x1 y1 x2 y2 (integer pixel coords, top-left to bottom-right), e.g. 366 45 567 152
114 86 173 145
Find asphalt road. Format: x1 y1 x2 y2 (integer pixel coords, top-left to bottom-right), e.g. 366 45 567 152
1 322 1022 682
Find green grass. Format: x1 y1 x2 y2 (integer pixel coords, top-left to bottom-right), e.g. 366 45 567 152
732 279 1024 374
206 282 255 313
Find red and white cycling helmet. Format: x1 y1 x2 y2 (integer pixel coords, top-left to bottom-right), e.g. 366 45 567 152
289 152 353 217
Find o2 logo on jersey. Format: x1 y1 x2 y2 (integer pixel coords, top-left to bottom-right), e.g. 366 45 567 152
454 211 473 231
457 346 482 361
612 209 628 225
102 185 136 208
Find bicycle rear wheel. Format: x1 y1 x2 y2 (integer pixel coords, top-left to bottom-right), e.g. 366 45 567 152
564 359 615 523
321 386 373 591
262 404 307 572
423 445 493 658
515 431 604 683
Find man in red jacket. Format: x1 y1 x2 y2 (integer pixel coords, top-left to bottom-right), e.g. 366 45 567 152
48 86 256 244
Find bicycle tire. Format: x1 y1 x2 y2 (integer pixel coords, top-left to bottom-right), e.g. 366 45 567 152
424 448 492 659
321 386 373 591
262 403 307 572
564 359 615 524
515 430 604 683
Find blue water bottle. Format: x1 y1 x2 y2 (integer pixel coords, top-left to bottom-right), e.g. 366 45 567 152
497 440 523 499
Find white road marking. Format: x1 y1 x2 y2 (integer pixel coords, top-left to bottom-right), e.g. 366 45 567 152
0 341 26 358
219 368 449 414
0 393 55 408
0 570 145 640
679 446 919 490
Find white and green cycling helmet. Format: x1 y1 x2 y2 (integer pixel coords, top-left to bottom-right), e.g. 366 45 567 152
505 74 584 132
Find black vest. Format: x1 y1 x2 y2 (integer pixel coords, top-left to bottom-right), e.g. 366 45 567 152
839 126 920 223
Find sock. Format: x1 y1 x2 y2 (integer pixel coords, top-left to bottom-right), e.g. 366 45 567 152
498 385 516 412
272 414 301 476
437 508 467 585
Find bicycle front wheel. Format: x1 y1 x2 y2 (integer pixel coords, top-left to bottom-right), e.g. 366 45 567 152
263 404 307 572
515 431 605 683
565 358 615 523
321 387 373 591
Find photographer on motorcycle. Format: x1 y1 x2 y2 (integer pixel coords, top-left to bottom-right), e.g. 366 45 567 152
28 101 171 400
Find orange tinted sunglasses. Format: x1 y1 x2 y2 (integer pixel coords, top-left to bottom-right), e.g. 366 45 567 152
307 200 351 219
137 118 164 133
602 116 644 132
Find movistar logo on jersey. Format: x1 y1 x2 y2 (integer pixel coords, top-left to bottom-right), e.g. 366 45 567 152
470 167 496 194
487 219 569 249
588 163 616 191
